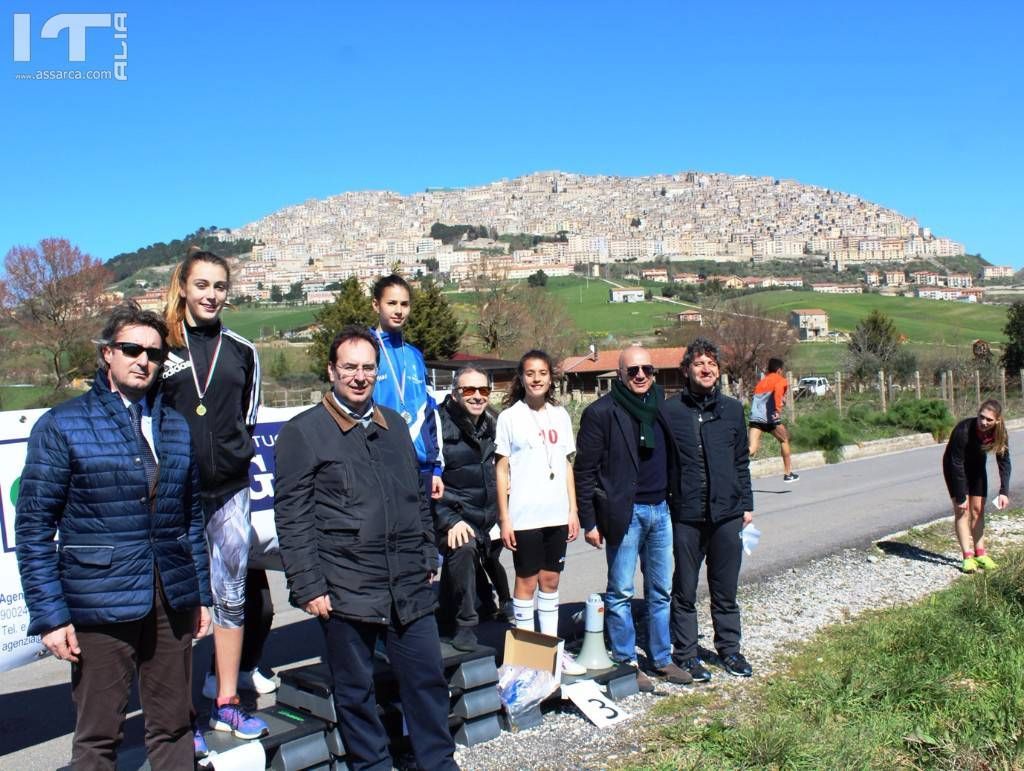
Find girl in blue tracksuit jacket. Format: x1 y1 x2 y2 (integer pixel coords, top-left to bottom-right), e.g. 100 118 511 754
370 274 443 499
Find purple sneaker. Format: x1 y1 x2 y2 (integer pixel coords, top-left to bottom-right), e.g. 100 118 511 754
193 726 209 758
209 697 268 740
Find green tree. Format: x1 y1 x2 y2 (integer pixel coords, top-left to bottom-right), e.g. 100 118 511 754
846 309 917 382
269 285 284 302
404 279 465 360
308 277 375 379
269 350 289 379
527 269 548 288
285 281 304 302
1001 301 1024 373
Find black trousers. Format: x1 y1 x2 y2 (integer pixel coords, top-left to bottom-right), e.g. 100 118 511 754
70 574 194 770
441 538 487 628
321 611 457 771
479 538 511 608
670 516 744 661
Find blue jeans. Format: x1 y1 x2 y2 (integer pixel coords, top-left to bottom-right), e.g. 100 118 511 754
605 501 673 668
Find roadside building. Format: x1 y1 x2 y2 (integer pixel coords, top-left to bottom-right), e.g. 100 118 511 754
789 308 830 340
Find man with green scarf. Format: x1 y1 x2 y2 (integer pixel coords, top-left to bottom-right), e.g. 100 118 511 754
574 345 692 690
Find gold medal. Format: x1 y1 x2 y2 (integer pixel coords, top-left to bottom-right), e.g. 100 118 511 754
196 403 207 416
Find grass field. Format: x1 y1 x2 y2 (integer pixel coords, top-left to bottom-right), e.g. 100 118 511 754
449 276 679 341
735 290 1008 345
223 306 317 340
632 528 1024 770
0 385 53 410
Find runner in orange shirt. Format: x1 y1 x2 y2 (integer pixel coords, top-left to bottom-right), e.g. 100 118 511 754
748 358 798 482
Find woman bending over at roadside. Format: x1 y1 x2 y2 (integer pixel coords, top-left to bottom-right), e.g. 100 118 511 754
942 399 1011 573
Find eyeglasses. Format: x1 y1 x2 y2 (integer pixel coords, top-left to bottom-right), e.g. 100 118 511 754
109 341 166 363
625 365 655 379
459 386 492 397
336 363 378 378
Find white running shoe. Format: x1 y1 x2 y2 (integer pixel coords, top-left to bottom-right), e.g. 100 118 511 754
561 652 587 676
239 668 277 694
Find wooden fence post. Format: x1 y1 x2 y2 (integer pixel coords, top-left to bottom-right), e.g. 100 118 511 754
1001 368 1007 406
879 370 887 412
787 371 796 423
915 370 921 400
948 369 955 414
975 370 981 406
835 370 842 416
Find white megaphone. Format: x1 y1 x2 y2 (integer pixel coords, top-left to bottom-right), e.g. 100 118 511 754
574 593 615 671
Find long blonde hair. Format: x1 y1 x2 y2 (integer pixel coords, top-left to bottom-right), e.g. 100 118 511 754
978 398 1008 457
164 246 231 347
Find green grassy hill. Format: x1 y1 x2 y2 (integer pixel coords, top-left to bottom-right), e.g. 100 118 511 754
449 275 678 341
736 290 1007 345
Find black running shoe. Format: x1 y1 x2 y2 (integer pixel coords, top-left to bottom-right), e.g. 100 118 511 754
783 473 800 483
722 652 753 677
680 657 712 682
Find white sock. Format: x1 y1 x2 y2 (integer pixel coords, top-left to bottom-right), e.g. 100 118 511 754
537 590 559 636
513 597 535 630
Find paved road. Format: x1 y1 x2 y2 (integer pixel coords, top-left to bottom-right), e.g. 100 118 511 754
3 431 1022 769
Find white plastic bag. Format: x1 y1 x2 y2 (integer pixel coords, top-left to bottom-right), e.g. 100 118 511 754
497 664 559 722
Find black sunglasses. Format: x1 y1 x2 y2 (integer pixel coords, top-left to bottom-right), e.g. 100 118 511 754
460 386 492 397
626 365 655 378
109 341 167 363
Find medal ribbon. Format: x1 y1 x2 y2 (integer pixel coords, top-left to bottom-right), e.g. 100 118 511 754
375 328 407 410
182 321 223 405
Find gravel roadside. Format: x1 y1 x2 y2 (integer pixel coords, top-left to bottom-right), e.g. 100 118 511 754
454 514 1024 770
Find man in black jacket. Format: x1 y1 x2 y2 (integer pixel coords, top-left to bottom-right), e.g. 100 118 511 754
274 326 457 771
574 345 691 690
435 367 500 652
661 337 755 682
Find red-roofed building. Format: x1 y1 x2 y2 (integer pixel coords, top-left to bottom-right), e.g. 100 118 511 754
560 347 685 394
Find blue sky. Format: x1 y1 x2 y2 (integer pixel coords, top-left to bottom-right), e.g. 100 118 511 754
2 1 1021 266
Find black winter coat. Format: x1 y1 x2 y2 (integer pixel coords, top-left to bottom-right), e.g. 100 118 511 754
273 395 438 626
661 384 753 524
574 392 677 546
435 396 497 538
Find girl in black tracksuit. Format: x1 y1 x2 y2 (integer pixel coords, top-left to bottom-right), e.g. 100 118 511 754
942 399 1011 573
161 248 268 741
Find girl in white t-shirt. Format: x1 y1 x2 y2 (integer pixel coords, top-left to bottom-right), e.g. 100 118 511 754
496 350 585 674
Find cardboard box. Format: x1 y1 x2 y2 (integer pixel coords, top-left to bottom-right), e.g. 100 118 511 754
502 628 565 681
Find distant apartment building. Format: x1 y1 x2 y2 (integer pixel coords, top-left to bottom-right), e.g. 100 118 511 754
640 268 670 282
946 272 974 288
909 271 942 286
983 265 1015 279
884 270 906 286
789 308 829 340
609 288 646 303
915 287 982 303
864 270 881 287
811 283 863 294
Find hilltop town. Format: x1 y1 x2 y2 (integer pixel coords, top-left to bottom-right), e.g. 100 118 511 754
204 171 1013 304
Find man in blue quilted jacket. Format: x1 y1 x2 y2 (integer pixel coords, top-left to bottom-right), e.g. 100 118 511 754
16 302 212 771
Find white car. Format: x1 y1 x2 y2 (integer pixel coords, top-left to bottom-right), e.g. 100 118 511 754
795 376 831 398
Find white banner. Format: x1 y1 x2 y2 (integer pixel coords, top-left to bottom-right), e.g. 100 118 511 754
0 403 311 673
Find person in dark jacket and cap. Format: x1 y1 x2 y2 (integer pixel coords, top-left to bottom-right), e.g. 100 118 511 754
435 366 501 652
273 325 458 771
16 302 212 770
661 337 754 683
